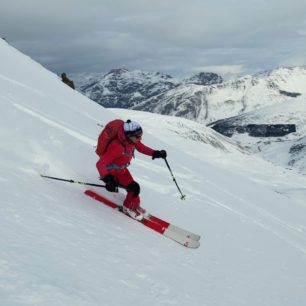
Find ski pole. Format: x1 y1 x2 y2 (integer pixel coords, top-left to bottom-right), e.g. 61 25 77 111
163 158 186 200
40 174 118 191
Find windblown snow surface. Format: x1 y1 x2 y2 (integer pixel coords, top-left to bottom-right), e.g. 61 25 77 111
1 39 306 306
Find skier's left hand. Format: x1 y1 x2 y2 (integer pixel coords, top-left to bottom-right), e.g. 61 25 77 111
102 174 118 192
152 150 167 160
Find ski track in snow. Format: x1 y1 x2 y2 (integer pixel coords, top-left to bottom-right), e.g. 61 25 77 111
132 114 306 255
0 73 43 95
9 100 95 146
139 143 306 254
202 180 306 255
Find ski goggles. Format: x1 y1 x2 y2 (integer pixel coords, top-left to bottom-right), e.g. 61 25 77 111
129 131 143 139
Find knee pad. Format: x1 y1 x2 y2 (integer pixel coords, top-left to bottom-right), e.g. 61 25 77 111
127 181 140 197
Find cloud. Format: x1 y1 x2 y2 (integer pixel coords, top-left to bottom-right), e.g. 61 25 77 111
193 65 243 75
1 0 306 77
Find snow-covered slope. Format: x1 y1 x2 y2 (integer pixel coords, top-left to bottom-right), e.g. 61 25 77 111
1 38 306 306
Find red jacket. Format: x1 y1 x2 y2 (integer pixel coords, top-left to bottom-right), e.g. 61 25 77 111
97 126 154 177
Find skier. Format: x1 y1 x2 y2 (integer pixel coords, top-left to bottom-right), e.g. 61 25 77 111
61 72 75 89
96 120 167 220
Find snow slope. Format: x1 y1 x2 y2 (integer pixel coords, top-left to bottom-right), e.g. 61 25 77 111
1 38 306 306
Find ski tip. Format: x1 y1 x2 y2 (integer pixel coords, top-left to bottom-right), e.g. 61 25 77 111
186 234 201 241
184 240 200 249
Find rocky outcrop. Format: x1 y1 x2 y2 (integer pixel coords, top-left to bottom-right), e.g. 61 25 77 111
211 123 296 137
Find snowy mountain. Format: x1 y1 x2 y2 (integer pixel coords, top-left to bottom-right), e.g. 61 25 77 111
1 38 306 306
182 72 223 86
132 66 306 124
73 68 179 108
74 66 306 126
72 69 224 109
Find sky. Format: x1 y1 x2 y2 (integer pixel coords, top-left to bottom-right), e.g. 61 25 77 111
1 0 306 78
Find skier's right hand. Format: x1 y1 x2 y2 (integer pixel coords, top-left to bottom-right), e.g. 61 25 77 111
152 150 167 160
102 174 118 192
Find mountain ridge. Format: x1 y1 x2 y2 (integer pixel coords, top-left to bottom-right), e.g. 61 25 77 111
73 66 306 125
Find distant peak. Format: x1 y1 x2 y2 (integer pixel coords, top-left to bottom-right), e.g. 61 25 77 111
107 68 129 75
183 72 223 85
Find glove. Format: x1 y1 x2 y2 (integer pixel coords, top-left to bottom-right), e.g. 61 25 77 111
152 150 167 160
102 174 118 192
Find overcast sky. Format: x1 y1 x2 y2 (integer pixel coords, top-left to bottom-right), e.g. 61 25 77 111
1 0 306 78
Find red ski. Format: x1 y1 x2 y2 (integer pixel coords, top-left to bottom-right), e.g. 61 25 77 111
84 190 200 248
